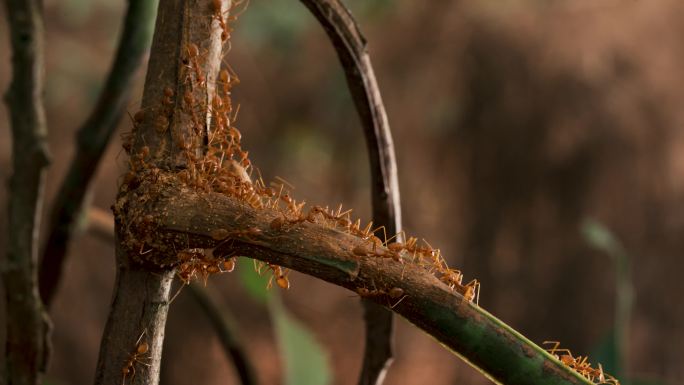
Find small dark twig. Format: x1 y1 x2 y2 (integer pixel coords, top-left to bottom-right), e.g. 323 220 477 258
299 1 402 384
39 0 158 308
1 0 52 383
187 283 259 385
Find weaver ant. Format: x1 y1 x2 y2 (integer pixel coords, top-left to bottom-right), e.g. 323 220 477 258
266 264 290 290
122 330 150 385
185 43 206 87
212 0 249 41
355 284 407 309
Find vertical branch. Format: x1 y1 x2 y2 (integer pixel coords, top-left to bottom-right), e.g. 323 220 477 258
94 1 230 384
39 0 158 309
1 0 52 384
93 244 174 385
86 208 258 385
299 1 402 384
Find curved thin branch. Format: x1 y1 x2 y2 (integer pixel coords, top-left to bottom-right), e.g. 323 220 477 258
2 0 52 383
39 0 158 308
298 2 401 384
187 283 259 385
138 178 594 385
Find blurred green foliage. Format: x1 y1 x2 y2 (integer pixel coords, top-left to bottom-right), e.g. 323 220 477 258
582 219 624 256
237 257 331 384
582 218 633 382
236 0 394 51
238 257 271 303
272 300 331 385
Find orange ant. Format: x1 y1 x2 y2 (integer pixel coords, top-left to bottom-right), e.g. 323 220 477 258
122 330 150 385
211 0 229 41
355 284 407 309
352 243 371 257
212 0 249 41
221 257 236 273
543 341 579 366
185 43 206 87
439 268 464 290
266 264 290 290
460 279 480 305
309 205 353 228
162 86 175 106
181 88 206 136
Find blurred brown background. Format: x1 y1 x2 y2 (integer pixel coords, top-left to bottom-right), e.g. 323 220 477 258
1 0 683 384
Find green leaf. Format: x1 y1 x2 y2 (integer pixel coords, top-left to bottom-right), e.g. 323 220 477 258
581 218 622 255
271 299 331 385
591 332 618 376
237 257 271 303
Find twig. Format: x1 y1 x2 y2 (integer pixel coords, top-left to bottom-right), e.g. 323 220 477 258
299 1 401 384
187 283 259 385
1 0 52 383
39 0 158 308
137 178 594 385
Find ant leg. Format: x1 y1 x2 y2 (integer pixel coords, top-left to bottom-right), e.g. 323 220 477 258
542 341 561 354
390 294 408 309
383 231 406 246
369 225 387 245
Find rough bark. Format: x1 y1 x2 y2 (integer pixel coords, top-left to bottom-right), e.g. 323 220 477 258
94 1 229 384
1 0 52 383
93 249 174 385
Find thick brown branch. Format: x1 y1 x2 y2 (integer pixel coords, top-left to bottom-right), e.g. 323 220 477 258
39 0 158 308
93 245 174 385
1 0 52 383
299 1 401 384
138 178 592 385
132 0 226 165
95 1 230 384
86 208 258 385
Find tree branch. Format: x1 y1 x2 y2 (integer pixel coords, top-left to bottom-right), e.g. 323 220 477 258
298 1 401 384
93 247 174 385
131 176 594 385
94 0 230 384
187 283 259 385
85 208 258 385
1 0 52 383
39 0 158 308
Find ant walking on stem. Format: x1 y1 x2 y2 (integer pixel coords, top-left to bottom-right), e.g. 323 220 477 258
122 329 151 385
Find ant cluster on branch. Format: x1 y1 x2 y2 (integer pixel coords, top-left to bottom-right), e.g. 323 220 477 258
112 2 623 384
117 0 483 305
543 341 620 385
